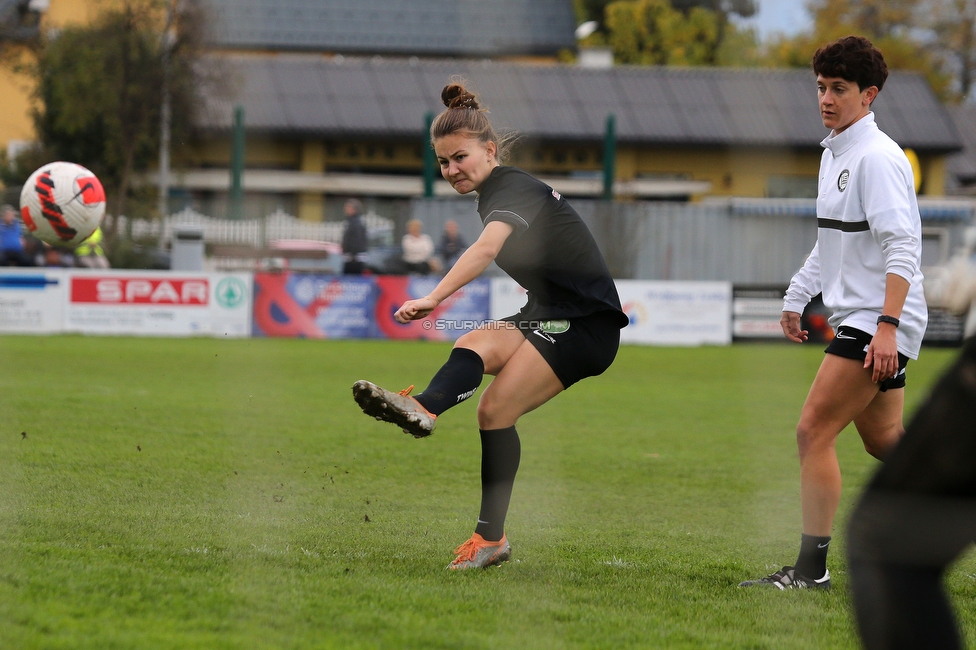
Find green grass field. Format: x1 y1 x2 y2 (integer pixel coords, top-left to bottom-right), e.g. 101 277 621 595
0 335 971 649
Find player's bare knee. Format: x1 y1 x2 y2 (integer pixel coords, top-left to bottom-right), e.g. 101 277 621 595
796 422 832 459
861 427 903 460
476 393 514 430
476 393 497 428
454 331 483 354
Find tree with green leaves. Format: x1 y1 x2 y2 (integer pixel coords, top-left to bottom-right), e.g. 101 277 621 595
574 0 755 27
922 0 976 101
604 0 718 65
575 0 759 66
22 0 205 226
763 0 953 101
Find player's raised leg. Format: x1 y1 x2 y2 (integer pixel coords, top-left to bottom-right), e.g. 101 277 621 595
352 322 524 437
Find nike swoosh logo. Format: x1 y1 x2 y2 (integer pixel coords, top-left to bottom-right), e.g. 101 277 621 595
835 334 856 340
532 330 555 344
817 542 830 548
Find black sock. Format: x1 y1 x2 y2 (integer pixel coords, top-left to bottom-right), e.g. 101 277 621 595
795 533 831 580
414 347 484 416
474 426 521 542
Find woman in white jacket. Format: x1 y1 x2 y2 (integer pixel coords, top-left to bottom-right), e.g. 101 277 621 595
740 35 927 590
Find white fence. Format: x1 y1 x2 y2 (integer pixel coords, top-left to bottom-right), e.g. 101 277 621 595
117 208 393 247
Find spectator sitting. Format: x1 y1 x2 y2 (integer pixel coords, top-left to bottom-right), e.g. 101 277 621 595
341 198 369 275
0 204 33 266
39 243 74 268
401 218 441 275
438 219 467 271
75 227 110 269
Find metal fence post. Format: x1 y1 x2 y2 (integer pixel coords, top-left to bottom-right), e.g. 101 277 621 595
230 105 245 219
602 113 616 200
423 111 435 198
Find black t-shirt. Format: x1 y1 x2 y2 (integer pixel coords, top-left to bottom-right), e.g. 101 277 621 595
477 166 628 327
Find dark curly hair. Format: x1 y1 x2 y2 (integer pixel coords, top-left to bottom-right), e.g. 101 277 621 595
812 36 888 93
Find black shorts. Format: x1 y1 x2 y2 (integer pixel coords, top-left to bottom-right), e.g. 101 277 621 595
502 310 621 388
825 325 910 392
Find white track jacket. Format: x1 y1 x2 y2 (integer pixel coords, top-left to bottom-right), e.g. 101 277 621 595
783 113 927 358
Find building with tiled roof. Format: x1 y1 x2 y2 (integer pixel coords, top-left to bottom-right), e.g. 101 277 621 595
204 0 577 58
180 52 961 220
0 0 964 222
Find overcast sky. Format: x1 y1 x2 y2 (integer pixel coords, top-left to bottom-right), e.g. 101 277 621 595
734 0 814 39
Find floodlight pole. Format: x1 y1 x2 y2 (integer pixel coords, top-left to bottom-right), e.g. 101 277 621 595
157 0 180 220
230 105 245 220
423 111 435 198
602 113 616 200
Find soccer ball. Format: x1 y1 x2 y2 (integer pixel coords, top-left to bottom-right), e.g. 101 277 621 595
19 161 106 247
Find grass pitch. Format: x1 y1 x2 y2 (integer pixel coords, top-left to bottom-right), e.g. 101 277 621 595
0 335 971 649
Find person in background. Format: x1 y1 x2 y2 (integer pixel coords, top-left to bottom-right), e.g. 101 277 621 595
39 243 73 268
0 204 32 266
341 198 369 275
438 219 467 271
74 227 110 269
401 218 440 275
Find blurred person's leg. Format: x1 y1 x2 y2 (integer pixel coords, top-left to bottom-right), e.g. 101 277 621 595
848 336 976 650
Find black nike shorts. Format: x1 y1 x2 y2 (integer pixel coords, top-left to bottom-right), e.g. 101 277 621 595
502 310 621 389
825 325 909 392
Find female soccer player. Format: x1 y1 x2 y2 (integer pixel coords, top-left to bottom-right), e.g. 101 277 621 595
353 81 629 570
740 36 928 590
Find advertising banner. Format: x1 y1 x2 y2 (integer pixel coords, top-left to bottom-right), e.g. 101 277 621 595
732 286 787 340
373 276 490 341
252 273 490 341
0 270 68 334
65 271 252 337
617 280 732 345
489 277 528 320
252 273 375 338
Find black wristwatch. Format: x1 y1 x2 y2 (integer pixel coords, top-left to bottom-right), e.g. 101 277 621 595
877 315 900 328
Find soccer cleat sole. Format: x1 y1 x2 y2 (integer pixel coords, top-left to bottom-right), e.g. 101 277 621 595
352 380 435 438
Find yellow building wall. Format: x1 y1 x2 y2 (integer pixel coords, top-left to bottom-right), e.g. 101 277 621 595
0 56 37 147
186 137 301 169
0 0 109 153
633 145 823 198
176 133 952 202
920 153 946 196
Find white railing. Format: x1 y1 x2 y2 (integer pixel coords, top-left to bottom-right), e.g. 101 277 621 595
116 208 393 247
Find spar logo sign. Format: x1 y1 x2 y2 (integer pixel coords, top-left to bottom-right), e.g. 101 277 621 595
71 276 210 306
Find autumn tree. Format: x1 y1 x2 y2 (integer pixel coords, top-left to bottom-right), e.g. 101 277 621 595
574 0 755 27
600 0 762 65
763 0 953 100
922 0 976 100
24 0 206 226
574 0 759 66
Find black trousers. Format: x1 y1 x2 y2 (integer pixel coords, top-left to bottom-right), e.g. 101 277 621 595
847 336 976 650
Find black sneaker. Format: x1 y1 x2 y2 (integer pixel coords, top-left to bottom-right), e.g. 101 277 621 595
738 566 831 590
